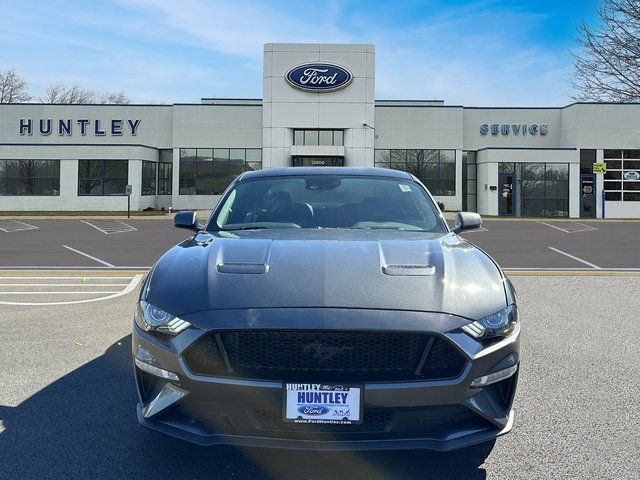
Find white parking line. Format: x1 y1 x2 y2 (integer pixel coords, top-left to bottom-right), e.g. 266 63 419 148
548 246 602 269
0 274 143 306
81 219 137 234
461 226 489 234
0 291 121 295
0 283 129 286
0 276 137 279
504 267 640 271
62 245 116 268
0 266 152 270
537 221 597 233
0 220 39 233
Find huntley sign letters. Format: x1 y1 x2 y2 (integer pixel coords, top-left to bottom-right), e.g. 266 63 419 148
19 118 142 136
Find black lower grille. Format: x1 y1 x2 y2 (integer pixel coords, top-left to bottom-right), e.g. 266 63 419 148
251 405 482 438
183 330 466 382
254 409 393 433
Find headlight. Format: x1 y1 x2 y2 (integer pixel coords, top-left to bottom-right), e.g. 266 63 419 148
135 300 190 335
461 305 518 340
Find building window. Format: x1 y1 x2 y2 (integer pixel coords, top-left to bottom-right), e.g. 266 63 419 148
499 162 569 217
293 129 344 146
179 148 262 195
78 160 128 196
462 151 477 211
0 159 60 196
604 149 640 201
141 161 157 196
580 149 596 175
158 149 173 195
374 149 456 196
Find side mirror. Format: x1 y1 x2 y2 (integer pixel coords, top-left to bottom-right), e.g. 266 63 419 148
452 212 482 233
173 211 203 231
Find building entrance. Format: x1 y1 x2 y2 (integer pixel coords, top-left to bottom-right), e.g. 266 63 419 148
498 173 515 216
580 174 596 218
292 157 344 167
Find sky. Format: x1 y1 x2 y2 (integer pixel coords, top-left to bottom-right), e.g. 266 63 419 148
0 0 601 106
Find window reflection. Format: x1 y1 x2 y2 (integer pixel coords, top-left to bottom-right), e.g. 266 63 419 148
293 130 344 146
604 150 640 202
0 159 60 196
78 160 128 196
374 149 456 196
179 148 262 195
499 162 569 217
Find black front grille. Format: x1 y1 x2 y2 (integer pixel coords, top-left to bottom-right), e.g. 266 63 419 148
254 409 393 433
249 405 484 439
183 330 466 382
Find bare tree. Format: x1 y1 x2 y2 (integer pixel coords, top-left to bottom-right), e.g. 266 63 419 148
40 82 94 104
0 67 32 103
573 0 640 102
96 90 130 104
40 82 131 104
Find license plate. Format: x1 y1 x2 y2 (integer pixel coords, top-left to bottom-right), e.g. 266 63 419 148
284 383 362 424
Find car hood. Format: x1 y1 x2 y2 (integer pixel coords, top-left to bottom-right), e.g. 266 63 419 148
147 229 507 320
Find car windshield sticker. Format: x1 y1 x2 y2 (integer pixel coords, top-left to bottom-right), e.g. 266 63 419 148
399 184 411 192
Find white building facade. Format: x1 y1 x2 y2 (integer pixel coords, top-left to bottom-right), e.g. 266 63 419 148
1 43 640 218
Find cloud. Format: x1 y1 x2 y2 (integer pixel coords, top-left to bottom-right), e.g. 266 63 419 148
369 1 574 105
115 0 353 58
0 0 579 104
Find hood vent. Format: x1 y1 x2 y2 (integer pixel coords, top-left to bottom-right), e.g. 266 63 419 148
382 264 436 276
216 263 268 274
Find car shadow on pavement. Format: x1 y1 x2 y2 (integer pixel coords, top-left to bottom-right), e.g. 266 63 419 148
0 335 492 480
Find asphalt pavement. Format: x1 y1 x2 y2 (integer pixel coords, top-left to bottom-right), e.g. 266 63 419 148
0 217 639 271
1 274 638 479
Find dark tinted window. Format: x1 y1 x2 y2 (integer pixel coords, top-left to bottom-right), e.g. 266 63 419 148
498 162 569 217
293 129 344 146
141 161 156 196
375 149 456 196
158 162 172 195
179 148 262 195
78 160 128 196
0 159 60 196
603 150 640 202
580 149 596 174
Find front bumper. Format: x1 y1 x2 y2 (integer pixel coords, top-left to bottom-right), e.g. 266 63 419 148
133 308 520 451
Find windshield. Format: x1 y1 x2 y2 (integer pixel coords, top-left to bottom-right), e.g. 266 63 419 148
209 174 448 233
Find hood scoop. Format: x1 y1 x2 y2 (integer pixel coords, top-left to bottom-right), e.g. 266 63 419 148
378 240 439 276
382 264 436 276
213 238 272 275
217 263 268 274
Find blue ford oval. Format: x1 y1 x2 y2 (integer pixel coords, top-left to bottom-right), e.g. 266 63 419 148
298 405 330 416
285 63 353 92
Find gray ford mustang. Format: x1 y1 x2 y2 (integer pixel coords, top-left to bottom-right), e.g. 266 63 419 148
133 167 520 451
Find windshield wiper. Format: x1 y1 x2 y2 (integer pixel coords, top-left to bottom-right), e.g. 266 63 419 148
353 226 424 231
222 225 267 231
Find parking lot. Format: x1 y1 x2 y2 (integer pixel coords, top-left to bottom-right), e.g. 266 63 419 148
0 217 638 272
1 217 639 479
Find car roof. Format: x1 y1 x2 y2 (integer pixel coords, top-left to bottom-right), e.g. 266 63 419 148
240 167 413 180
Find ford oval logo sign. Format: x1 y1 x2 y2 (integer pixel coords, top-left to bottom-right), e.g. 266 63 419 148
623 171 640 181
285 63 353 92
297 405 330 416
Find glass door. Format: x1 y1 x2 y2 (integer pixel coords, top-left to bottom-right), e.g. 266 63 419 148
498 173 515 216
580 174 596 218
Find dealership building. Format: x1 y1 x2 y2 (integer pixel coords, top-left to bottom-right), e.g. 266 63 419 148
1 43 640 218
